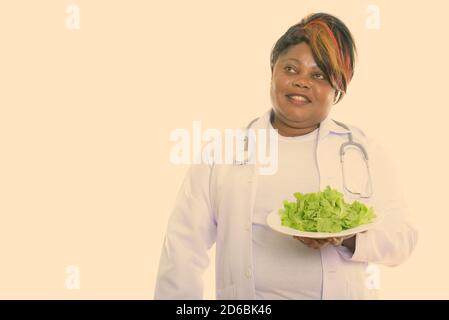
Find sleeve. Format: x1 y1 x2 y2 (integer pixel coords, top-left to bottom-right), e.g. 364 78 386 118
336 137 419 266
153 162 217 299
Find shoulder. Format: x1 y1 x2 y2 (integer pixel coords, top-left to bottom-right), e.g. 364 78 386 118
332 119 392 160
332 119 377 146
332 119 368 139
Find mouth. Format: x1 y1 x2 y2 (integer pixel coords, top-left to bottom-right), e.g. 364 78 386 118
285 94 312 106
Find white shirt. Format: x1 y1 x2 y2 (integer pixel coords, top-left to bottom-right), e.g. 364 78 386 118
154 109 418 300
252 124 323 299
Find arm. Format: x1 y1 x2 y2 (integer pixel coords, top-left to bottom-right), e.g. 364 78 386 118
336 140 418 266
154 163 217 299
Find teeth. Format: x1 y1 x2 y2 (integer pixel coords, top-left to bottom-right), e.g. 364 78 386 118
289 95 309 102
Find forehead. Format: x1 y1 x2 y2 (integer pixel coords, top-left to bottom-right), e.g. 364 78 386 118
279 42 319 69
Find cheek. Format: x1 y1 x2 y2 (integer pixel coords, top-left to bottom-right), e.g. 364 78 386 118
272 78 289 97
314 86 335 104
271 79 284 101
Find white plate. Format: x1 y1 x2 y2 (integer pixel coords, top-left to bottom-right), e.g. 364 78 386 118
266 208 380 239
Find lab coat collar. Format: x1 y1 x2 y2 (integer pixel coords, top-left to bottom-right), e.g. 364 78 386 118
318 113 352 137
256 108 351 139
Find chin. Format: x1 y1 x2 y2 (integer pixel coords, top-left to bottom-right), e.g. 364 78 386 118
278 106 311 123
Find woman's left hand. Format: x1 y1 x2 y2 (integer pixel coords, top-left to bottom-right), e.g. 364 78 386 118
293 235 355 250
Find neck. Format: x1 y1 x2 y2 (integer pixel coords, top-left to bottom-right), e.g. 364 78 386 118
270 111 319 137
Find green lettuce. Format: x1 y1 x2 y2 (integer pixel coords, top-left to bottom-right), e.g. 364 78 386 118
279 186 376 233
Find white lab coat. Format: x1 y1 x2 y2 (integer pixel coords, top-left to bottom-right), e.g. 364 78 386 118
154 109 418 300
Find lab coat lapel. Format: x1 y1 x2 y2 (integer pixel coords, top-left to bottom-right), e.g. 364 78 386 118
316 116 351 193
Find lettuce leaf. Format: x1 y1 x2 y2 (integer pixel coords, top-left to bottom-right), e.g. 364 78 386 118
279 186 376 233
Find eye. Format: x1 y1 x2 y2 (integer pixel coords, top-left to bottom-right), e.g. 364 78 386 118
313 73 325 80
284 66 296 73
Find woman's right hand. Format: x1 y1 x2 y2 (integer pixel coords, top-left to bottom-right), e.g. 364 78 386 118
293 236 331 249
293 235 354 250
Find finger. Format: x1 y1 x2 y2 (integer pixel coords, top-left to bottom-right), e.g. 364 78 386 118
329 237 343 246
307 241 320 249
320 239 331 248
296 237 318 249
294 237 328 250
302 239 315 246
318 238 331 244
294 237 311 246
311 239 328 249
314 238 330 247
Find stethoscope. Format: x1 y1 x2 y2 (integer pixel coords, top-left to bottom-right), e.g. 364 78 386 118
240 110 373 198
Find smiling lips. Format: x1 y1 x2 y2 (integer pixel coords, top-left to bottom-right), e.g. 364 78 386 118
286 94 311 106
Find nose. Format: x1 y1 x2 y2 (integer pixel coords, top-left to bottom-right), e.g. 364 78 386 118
292 75 311 89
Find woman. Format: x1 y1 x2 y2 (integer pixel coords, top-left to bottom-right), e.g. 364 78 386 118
154 13 418 300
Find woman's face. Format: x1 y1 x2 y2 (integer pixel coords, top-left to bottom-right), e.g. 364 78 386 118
270 42 337 132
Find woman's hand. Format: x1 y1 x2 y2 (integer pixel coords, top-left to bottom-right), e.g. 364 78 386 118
293 234 355 251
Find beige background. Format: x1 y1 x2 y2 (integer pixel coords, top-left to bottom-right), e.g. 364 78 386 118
0 0 447 299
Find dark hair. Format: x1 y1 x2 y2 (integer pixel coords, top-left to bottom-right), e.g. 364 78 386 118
270 13 357 103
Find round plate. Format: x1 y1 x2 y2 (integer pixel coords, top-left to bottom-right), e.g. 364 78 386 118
266 208 380 239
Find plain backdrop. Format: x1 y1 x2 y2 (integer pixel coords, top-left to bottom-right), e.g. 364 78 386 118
0 0 447 299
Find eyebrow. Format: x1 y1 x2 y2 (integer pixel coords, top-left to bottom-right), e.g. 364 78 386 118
283 58 321 70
